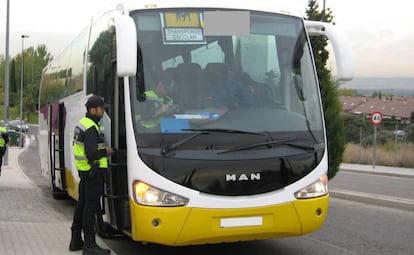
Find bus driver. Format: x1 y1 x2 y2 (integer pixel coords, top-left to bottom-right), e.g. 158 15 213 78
136 73 177 129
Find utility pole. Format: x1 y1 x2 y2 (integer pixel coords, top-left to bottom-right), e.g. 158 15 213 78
4 0 10 122
322 0 326 20
3 0 10 165
20 35 30 148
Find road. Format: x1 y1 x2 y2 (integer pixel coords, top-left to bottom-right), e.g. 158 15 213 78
19 126 414 255
101 198 414 255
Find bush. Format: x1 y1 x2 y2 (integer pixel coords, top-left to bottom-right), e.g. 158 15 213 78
342 113 369 144
343 143 414 168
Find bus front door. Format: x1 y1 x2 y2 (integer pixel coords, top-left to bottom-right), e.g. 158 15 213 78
48 102 67 199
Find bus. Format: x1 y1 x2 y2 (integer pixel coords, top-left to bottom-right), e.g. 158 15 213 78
39 0 353 246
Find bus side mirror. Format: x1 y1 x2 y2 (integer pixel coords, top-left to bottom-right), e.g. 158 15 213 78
304 20 354 82
112 13 137 77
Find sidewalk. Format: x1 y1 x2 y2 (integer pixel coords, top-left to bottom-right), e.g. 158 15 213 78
0 143 112 255
340 162 414 178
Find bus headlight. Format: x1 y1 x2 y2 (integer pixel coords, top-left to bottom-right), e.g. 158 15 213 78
294 174 328 199
133 181 189 206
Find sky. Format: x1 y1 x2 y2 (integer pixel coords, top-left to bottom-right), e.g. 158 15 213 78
1 0 414 78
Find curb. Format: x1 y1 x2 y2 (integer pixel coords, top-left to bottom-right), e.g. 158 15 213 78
330 189 414 212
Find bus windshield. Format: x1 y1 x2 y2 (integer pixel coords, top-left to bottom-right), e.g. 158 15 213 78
130 9 324 147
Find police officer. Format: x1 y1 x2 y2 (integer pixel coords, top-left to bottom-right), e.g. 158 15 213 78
0 124 9 176
69 95 114 255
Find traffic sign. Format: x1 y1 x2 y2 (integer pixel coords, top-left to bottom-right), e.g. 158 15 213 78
370 111 383 125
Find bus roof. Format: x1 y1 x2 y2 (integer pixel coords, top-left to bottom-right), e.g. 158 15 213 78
43 0 305 73
116 0 303 18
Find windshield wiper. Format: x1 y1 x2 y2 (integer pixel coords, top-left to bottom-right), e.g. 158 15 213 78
160 128 265 156
219 140 325 154
161 132 209 155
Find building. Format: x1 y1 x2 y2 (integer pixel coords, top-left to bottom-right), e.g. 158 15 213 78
340 95 414 123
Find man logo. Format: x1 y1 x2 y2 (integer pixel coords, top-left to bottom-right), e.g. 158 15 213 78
226 173 261 181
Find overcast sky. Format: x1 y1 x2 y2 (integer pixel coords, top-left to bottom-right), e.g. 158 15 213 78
1 0 413 77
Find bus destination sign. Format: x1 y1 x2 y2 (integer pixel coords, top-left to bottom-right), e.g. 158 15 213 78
162 12 205 44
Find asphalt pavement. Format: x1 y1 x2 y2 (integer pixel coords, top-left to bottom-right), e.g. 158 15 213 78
0 137 413 254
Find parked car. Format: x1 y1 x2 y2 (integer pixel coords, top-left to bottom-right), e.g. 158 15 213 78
8 120 29 133
0 120 9 129
393 130 407 137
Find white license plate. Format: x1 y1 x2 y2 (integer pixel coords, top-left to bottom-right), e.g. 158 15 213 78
220 216 263 228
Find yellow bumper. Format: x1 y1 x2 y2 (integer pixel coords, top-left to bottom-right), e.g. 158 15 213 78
129 195 329 246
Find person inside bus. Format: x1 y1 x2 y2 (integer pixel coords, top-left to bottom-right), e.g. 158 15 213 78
69 95 114 255
0 124 9 176
136 72 178 129
203 74 258 112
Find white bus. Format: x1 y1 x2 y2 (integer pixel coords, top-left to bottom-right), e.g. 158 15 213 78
39 0 353 246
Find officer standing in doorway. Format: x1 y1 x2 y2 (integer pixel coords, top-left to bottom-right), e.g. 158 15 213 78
69 95 114 255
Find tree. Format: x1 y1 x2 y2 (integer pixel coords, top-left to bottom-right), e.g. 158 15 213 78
343 113 369 144
339 88 358 97
10 60 17 93
305 0 345 179
408 112 414 142
9 60 18 106
27 45 52 114
16 45 52 119
0 55 4 104
408 125 414 143
0 44 52 121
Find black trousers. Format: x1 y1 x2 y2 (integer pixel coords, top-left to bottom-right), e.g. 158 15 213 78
71 170 105 236
0 146 6 170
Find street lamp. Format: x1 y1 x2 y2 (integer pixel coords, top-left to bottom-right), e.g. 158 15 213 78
20 34 29 148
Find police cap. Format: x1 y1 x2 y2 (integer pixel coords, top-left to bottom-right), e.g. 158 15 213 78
85 95 105 109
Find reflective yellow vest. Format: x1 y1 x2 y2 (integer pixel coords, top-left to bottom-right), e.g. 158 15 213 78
0 126 7 147
138 90 173 129
73 117 108 171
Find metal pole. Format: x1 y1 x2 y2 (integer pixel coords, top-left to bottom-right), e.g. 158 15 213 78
359 126 362 163
31 48 34 83
394 124 398 166
20 35 29 148
3 0 10 165
372 125 377 169
4 0 10 122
